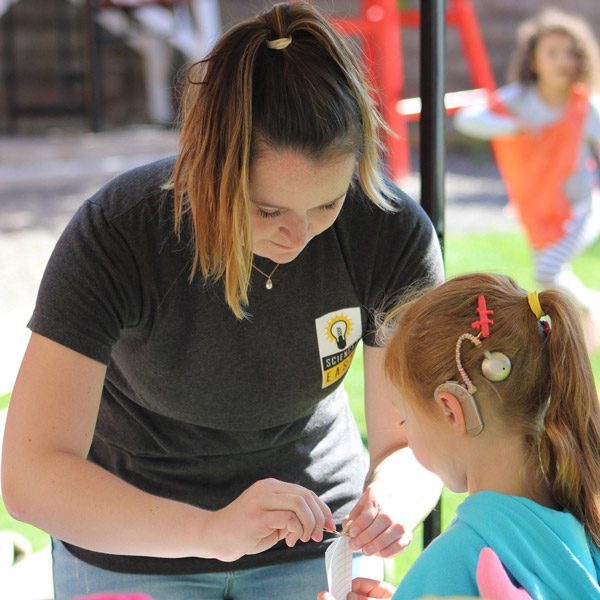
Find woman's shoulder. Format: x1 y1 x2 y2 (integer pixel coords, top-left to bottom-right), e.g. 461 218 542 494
332 180 443 297
86 156 176 222
59 156 180 267
340 180 432 234
337 180 440 263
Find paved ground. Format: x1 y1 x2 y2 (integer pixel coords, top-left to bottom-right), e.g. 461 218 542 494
0 125 514 599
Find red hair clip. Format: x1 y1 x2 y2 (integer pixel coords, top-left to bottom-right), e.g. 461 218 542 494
471 295 494 338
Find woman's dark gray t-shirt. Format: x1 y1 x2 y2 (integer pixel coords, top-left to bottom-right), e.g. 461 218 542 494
29 157 443 574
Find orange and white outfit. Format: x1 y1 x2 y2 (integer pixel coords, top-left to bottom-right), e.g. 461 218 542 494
455 82 600 311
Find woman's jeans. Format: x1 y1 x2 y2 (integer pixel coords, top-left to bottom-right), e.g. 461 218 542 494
52 538 384 600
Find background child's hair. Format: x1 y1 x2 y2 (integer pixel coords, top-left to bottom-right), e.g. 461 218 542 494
507 7 600 90
172 2 392 318
383 273 600 545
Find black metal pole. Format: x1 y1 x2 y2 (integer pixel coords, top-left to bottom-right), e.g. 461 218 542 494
420 0 446 546
420 0 446 254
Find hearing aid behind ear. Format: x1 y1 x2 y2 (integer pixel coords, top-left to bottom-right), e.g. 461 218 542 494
434 381 484 437
434 295 512 438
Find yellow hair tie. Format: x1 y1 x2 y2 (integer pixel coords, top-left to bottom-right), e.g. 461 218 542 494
266 36 292 50
527 291 544 319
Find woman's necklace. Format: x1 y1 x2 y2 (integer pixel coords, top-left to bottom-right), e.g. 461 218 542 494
252 262 280 290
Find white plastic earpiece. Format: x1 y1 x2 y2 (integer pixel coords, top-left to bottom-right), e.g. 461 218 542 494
481 351 512 382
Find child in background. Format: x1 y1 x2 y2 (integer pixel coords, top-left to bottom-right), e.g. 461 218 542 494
454 9 600 349
321 273 600 599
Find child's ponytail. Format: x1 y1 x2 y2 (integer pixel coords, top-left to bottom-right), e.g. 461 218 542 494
537 290 600 545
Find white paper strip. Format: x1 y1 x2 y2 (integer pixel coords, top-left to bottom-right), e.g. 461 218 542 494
325 535 353 600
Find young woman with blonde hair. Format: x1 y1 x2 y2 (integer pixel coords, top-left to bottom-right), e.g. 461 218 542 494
1 3 443 599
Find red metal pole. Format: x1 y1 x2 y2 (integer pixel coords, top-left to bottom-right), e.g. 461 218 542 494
365 0 409 179
449 0 496 91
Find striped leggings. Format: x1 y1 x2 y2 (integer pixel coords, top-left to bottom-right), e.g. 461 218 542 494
533 197 600 310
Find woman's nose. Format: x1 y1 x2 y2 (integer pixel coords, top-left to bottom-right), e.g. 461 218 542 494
281 214 309 246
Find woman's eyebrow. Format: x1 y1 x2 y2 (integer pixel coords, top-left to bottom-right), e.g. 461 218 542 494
251 192 348 210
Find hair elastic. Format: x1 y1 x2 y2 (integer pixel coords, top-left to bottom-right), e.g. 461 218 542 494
527 291 545 319
266 36 292 50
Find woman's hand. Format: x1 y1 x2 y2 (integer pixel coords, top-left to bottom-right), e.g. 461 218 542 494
317 577 396 600
204 478 335 562
343 479 412 558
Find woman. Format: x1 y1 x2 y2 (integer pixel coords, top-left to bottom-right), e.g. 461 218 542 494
1 3 443 599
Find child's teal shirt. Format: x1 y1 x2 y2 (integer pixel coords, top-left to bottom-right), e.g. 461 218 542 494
394 491 600 599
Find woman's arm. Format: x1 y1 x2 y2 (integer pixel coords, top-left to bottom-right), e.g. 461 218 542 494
343 345 441 558
1 333 333 561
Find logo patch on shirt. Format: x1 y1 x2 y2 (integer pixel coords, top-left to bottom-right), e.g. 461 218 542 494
315 307 362 388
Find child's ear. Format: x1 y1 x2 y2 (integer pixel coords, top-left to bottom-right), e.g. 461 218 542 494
434 390 467 435
434 381 484 436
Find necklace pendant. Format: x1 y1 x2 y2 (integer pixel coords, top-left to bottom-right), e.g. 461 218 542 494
265 278 273 290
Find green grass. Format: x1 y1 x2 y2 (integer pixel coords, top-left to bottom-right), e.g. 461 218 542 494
0 230 598 577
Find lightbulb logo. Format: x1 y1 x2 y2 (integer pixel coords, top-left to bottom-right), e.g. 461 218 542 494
315 307 362 388
326 315 352 350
